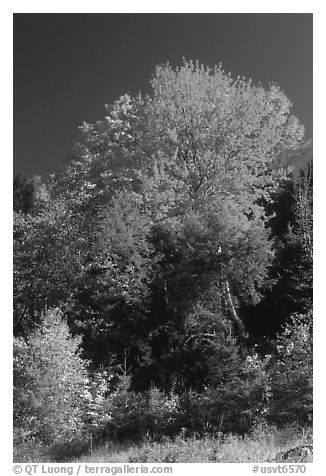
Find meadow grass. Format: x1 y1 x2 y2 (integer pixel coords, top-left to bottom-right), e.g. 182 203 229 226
75 425 312 463
14 424 312 463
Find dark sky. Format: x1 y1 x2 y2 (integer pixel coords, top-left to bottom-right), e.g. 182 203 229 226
14 13 313 178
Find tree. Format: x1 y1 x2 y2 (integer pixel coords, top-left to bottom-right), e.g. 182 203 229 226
66 190 156 368
13 308 89 444
243 152 313 337
14 60 307 390
13 175 35 214
13 172 102 335
75 60 304 308
291 157 313 260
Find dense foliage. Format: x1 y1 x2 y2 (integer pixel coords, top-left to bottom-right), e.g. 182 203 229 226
13 60 312 459
14 309 89 444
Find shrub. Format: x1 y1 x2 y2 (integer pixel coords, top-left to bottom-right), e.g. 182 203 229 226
175 346 272 436
144 385 180 436
13 308 90 445
84 375 182 441
104 375 148 440
187 328 272 434
268 311 313 426
82 367 115 442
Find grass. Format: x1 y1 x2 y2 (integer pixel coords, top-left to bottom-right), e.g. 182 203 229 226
14 424 312 463
75 425 312 463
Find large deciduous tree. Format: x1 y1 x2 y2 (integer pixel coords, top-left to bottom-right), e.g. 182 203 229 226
74 59 304 306
14 60 306 388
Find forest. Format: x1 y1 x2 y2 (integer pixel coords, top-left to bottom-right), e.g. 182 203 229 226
13 60 313 463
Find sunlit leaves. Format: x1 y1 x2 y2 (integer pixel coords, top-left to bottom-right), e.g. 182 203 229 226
14 309 89 443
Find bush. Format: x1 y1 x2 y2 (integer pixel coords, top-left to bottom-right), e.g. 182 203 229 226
82 367 115 442
107 375 148 439
144 385 180 436
13 428 48 462
95 376 180 440
268 311 312 426
178 384 268 436
84 374 181 441
187 328 272 434
13 308 90 445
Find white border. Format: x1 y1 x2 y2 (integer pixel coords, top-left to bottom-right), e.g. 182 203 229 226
3 3 323 474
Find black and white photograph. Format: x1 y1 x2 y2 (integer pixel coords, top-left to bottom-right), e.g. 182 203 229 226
12 11 313 466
